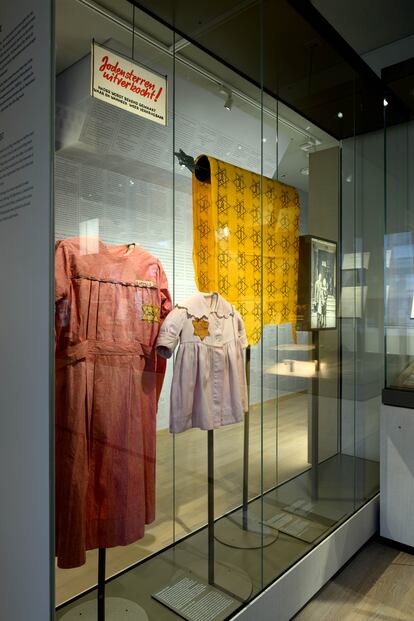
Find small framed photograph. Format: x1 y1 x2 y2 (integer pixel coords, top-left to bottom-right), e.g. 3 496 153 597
297 236 337 331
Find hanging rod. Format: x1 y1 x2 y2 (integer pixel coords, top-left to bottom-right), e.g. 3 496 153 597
76 0 319 141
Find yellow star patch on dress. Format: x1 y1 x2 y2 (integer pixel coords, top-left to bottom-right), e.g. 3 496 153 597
142 304 160 324
192 318 210 340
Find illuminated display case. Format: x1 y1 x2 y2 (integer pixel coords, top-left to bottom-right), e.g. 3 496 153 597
52 2 392 619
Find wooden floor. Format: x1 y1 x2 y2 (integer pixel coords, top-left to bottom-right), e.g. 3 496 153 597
56 393 311 605
295 538 414 621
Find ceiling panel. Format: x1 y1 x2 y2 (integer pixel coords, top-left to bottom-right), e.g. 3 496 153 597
131 0 408 138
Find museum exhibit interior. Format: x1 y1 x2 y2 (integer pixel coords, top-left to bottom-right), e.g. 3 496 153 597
52 1 394 618
3 1 414 620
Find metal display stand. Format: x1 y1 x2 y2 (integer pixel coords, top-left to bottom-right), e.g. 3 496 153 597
152 431 252 621
179 430 253 600
60 549 149 621
214 347 278 549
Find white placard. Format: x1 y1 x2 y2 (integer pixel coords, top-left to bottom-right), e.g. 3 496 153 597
91 41 167 125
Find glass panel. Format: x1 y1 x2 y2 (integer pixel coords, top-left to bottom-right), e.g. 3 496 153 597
54 0 175 606
341 84 383 514
385 121 414 391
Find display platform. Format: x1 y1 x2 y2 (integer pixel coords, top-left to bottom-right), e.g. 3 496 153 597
57 453 379 621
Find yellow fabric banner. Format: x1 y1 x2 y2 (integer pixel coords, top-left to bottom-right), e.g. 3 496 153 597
192 156 300 345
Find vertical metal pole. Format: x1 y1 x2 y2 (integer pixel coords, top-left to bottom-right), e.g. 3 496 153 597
311 331 319 500
98 548 106 621
242 346 251 530
207 430 215 586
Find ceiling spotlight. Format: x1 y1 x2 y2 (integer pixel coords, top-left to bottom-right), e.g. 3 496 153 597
337 111 344 119
219 85 233 111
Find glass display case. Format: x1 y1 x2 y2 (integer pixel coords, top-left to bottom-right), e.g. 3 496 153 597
383 64 414 408
53 1 384 619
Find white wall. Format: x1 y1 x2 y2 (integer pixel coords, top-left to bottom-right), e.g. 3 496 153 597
0 1 53 619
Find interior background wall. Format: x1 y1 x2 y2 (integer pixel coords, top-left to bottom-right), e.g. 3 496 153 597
55 43 312 430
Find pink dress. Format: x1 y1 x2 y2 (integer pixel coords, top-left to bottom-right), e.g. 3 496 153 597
55 237 171 568
156 292 248 433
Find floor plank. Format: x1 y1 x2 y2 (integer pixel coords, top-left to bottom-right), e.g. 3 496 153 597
295 538 414 621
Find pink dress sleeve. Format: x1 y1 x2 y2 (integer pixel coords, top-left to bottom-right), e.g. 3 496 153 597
159 261 172 319
55 240 71 349
55 240 71 301
155 261 173 403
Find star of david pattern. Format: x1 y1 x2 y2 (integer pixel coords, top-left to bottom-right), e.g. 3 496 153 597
142 304 160 325
267 209 277 227
280 190 290 208
268 302 278 319
197 193 210 213
280 213 289 230
253 303 261 321
197 221 211 238
233 173 246 193
265 186 274 203
250 229 261 246
199 272 210 291
237 252 248 270
280 281 290 296
218 274 230 296
280 235 290 253
237 280 248 296
218 251 231 268
253 279 261 296
251 181 261 199
252 206 261 226
216 166 229 187
192 156 300 345
280 259 290 274
266 235 277 253
236 225 247 244
250 255 262 271
266 281 277 297
217 195 230 216
198 246 210 265
235 199 246 219
238 302 247 319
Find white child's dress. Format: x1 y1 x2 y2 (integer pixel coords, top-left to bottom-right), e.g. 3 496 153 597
156 292 248 433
